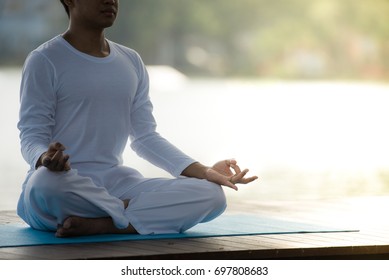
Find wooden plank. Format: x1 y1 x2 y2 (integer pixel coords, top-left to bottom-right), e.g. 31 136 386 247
1 197 389 259
0 248 46 260
0 211 22 225
2 234 389 260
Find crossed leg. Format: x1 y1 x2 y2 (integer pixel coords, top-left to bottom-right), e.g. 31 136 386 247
56 200 137 237
21 167 226 237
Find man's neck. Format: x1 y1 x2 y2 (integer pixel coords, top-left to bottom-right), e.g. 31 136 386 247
62 28 110 58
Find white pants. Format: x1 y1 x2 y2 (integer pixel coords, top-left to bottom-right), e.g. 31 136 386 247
20 166 227 235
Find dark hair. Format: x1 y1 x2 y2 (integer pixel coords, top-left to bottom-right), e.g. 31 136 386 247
60 0 70 18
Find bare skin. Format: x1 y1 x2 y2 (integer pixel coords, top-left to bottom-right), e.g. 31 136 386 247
56 200 136 237
40 0 258 238
52 153 257 237
182 160 258 191
61 0 118 57
36 142 71 171
56 216 137 237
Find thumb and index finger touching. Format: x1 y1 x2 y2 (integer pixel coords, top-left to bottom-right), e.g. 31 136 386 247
42 142 71 171
47 142 66 153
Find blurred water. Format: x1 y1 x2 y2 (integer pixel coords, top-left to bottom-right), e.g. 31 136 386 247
1 67 389 211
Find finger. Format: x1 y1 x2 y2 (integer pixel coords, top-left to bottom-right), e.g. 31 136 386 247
231 169 249 182
54 142 66 151
239 175 259 184
62 154 71 171
240 177 258 184
42 156 52 167
56 154 70 171
58 154 71 171
223 159 235 168
63 154 70 163
64 159 71 171
48 142 66 153
231 169 259 185
51 149 64 163
230 163 242 175
50 150 68 171
64 164 71 171
48 156 71 172
40 151 50 165
225 180 238 191
215 160 233 176
42 151 58 168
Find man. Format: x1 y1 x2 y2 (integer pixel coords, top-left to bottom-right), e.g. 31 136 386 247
17 0 258 237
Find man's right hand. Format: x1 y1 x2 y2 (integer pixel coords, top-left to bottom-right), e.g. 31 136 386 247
37 142 71 171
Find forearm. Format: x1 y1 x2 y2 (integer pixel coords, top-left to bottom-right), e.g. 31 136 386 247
131 131 196 177
20 139 49 170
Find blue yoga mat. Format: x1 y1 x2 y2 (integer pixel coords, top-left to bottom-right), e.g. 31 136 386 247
0 215 357 248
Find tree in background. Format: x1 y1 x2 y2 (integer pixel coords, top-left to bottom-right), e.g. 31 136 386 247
1 0 388 80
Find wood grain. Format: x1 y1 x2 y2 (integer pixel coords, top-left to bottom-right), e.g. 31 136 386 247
1 196 389 259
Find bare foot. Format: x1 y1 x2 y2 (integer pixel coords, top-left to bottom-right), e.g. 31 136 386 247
56 216 137 238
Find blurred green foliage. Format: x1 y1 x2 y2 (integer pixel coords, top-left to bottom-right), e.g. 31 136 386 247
1 0 388 79
108 0 389 79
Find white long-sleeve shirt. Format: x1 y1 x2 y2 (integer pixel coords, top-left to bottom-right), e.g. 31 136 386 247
18 35 195 180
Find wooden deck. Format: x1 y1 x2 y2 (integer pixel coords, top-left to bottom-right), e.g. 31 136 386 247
1 196 389 260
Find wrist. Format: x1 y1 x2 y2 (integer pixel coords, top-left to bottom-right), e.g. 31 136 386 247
35 152 46 169
181 162 209 179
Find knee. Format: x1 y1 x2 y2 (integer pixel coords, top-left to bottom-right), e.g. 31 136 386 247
26 167 73 202
202 180 227 214
22 168 71 230
28 168 57 194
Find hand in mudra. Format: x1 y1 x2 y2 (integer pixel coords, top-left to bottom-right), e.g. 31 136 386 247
39 142 71 172
206 159 258 191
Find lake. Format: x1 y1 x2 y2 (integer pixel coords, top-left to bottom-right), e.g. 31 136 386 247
1 67 389 211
